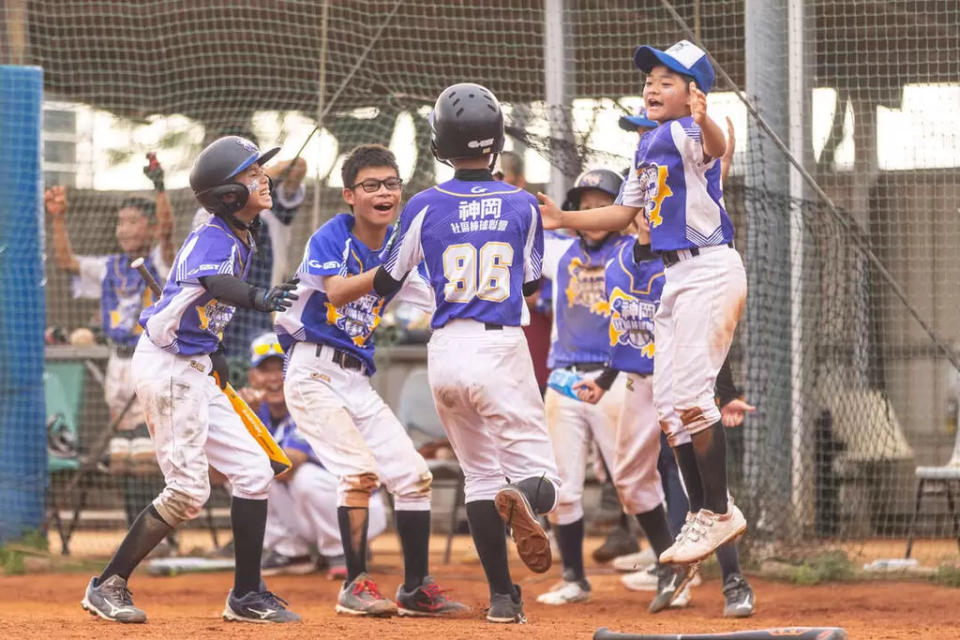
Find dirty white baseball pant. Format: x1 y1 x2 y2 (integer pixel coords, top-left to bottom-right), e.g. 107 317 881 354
654 246 747 438
284 342 432 510
427 320 560 505
264 463 387 558
614 372 667 514
544 370 625 525
131 336 274 526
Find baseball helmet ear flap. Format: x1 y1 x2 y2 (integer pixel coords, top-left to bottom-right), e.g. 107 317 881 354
196 183 249 216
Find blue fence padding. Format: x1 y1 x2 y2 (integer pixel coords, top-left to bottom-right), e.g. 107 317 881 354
0 66 47 544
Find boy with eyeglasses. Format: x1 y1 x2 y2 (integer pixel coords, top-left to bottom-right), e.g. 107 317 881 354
275 144 466 618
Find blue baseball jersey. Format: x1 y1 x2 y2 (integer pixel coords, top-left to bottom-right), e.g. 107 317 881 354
255 401 324 468
72 245 169 348
101 254 164 347
616 116 733 252
140 216 253 355
382 177 543 329
542 232 628 368
274 213 433 375
601 239 664 375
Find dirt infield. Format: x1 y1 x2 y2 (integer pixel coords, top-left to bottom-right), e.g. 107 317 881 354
2 537 957 639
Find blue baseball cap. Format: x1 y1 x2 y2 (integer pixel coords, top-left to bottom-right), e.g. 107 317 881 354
249 332 284 368
618 107 658 132
633 40 716 94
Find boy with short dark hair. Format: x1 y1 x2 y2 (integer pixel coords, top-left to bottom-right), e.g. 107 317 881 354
276 144 466 618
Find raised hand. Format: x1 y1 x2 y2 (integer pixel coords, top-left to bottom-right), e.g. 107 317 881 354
143 152 165 192
689 81 708 125
45 185 67 217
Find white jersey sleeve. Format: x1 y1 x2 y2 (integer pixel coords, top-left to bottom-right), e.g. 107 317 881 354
523 202 544 283
71 254 108 299
616 162 644 208
394 267 436 315
383 203 428 280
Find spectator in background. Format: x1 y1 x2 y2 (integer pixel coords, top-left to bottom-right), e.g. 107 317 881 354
238 333 388 579
191 130 308 361
495 150 551 393
45 154 176 549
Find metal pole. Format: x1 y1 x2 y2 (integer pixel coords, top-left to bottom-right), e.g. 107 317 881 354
311 0 331 232
544 0 573 202
788 0 812 530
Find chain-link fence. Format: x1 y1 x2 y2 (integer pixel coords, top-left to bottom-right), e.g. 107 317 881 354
2 0 958 568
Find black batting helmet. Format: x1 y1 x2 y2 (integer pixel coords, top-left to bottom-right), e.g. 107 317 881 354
563 168 624 211
190 136 279 218
430 83 504 164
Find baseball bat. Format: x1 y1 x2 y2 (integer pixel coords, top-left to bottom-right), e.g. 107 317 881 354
593 628 847 640
131 258 291 477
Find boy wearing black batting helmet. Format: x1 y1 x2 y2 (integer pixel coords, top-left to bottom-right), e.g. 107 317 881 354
333 83 562 624
81 136 301 625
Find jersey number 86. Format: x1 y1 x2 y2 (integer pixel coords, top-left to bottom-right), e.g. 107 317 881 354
443 242 513 303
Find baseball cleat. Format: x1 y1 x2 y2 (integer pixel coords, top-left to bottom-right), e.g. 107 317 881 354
494 484 552 573
620 564 659 591
667 505 746 565
648 563 698 613
486 585 526 624
222 587 301 623
722 573 755 618
81 575 147 623
396 576 469 616
535 579 591 605
658 511 696 564
591 525 639 563
335 573 397 616
612 548 657 572
260 549 315 576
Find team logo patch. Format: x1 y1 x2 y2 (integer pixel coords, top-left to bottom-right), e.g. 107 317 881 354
606 286 656 357
196 298 235 341
637 164 673 228
324 293 385 346
564 258 608 313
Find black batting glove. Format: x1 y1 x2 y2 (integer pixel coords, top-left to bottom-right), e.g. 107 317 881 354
143 152 165 192
209 344 229 390
251 275 300 312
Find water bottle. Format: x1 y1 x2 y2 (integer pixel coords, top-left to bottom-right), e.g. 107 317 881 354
548 368 584 401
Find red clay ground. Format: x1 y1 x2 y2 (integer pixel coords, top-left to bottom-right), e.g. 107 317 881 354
2 538 957 639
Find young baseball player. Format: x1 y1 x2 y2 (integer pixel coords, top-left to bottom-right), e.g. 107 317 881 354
535 168 630 606
539 40 748 567
276 144 466 618
575 211 757 616
240 333 387 580
46 156 173 526
81 136 301 624
355 83 561 624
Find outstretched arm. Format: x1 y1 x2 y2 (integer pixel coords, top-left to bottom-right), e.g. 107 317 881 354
537 192 640 232
323 269 378 307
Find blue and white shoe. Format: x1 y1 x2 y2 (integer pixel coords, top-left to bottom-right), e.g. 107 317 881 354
81 575 147 623
222 587 301 623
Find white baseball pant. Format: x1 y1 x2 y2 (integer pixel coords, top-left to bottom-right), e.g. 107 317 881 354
284 342 432 510
264 462 387 558
427 320 560 505
614 372 667 514
654 246 747 441
131 336 274 526
544 370 625 525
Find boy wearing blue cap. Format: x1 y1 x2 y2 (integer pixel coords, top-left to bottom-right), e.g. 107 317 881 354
539 40 748 574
